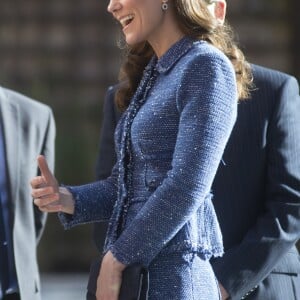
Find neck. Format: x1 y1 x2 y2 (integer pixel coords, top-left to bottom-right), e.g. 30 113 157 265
148 11 184 58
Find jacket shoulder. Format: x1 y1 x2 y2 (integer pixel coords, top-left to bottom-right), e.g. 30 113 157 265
186 41 233 71
251 64 298 89
0 86 52 116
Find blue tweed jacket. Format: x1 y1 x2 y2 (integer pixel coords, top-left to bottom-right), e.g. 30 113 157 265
60 37 237 267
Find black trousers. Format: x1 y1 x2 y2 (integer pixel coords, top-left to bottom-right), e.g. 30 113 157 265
86 258 102 300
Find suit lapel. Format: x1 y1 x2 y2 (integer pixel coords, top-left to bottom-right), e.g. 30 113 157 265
0 87 20 209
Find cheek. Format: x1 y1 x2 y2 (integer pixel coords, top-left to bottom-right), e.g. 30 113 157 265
138 1 162 25
139 8 163 32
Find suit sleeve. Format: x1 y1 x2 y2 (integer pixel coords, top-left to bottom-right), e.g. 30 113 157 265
212 76 300 300
110 54 238 267
96 86 119 180
34 107 56 243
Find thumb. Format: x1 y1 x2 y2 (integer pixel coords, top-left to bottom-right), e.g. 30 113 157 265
37 155 55 184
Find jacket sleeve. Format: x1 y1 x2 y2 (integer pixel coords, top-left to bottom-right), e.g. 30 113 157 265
34 107 55 243
58 161 119 229
110 53 238 266
212 76 300 300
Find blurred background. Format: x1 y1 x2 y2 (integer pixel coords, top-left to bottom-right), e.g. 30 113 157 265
0 0 299 298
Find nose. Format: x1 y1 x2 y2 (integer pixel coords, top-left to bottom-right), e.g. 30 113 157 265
107 0 121 14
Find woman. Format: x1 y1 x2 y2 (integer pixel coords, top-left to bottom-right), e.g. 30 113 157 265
31 0 252 299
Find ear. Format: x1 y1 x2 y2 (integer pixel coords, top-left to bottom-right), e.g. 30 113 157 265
214 1 226 25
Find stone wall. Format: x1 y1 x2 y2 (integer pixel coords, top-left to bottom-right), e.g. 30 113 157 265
227 0 297 75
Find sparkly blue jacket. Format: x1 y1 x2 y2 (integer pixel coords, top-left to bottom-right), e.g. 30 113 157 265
60 37 238 267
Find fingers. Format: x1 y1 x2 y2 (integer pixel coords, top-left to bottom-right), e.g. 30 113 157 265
31 186 55 199
31 186 59 200
32 184 60 211
39 204 63 213
31 156 61 213
30 176 45 189
37 155 55 184
33 191 59 205
34 193 61 213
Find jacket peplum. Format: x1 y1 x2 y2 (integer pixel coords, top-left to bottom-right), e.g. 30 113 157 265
59 37 238 267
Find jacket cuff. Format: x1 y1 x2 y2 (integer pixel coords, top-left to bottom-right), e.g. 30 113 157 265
58 185 89 229
109 243 149 267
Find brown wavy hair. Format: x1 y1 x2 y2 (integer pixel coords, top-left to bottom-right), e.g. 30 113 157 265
115 0 253 111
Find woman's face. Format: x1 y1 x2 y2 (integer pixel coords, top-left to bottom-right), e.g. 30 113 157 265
107 0 166 46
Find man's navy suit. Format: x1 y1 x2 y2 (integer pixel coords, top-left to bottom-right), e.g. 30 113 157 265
90 65 300 300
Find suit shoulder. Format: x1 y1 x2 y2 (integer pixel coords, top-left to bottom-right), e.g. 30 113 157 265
1 87 52 116
251 64 298 88
244 65 299 109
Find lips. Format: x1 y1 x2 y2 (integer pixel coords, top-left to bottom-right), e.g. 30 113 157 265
119 14 135 28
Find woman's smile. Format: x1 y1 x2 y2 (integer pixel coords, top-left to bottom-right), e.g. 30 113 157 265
107 0 166 47
107 0 185 57
118 14 135 30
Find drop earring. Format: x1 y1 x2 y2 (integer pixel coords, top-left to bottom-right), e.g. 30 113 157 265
162 0 168 11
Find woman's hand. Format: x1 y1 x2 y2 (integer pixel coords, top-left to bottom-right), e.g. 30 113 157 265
31 155 75 214
96 251 126 300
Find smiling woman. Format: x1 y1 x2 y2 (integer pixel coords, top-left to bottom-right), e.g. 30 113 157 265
107 0 185 56
115 0 252 110
31 0 251 299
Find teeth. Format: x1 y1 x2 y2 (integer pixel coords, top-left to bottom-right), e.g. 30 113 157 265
119 14 134 27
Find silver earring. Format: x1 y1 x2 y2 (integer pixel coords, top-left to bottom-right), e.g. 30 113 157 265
162 0 168 11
